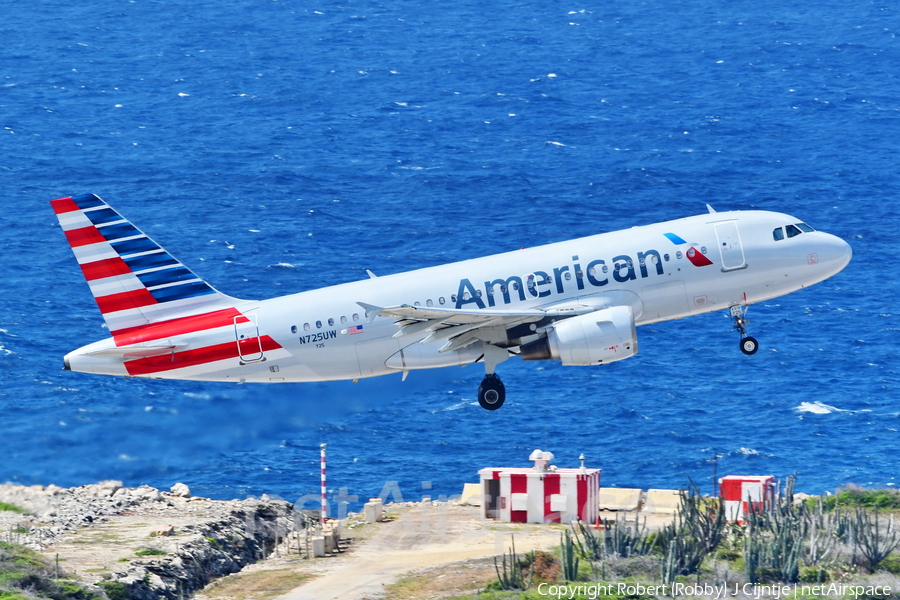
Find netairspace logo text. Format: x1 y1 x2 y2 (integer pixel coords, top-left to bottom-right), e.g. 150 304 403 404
537 582 892 599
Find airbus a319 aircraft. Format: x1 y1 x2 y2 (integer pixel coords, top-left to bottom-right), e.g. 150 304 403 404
51 194 852 410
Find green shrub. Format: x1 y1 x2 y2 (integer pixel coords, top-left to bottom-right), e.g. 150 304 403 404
133 548 165 557
0 541 101 599
0 504 27 515
799 565 830 583
715 549 741 562
96 581 129 600
817 488 900 511
877 553 900 575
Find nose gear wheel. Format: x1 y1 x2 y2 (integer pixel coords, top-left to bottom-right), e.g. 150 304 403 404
730 305 759 355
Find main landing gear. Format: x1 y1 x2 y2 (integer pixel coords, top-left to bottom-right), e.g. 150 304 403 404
477 344 510 410
478 374 506 411
730 305 758 355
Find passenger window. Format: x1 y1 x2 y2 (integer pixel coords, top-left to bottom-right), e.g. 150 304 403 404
352 313 359 322
426 299 433 307
328 318 335 326
664 254 670 261
786 224 802 238
796 222 815 233
676 251 683 259
773 228 784 241
414 301 421 306
316 320 322 329
439 297 445 305
304 323 310 331
291 325 297 334
340 316 347 324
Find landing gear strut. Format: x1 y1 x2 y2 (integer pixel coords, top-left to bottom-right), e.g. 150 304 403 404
478 374 506 410
730 305 758 355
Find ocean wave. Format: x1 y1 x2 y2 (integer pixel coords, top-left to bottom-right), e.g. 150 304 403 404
794 401 848 415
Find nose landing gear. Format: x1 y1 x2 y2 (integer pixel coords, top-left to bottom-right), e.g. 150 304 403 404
730 305 758 355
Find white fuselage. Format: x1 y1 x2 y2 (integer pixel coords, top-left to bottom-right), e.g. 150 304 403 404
65 210 852 383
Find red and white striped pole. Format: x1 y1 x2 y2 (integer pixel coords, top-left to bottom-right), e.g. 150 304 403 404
320 443 327 524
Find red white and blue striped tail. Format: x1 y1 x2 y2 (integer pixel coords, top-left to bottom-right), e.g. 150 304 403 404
51 194 239 336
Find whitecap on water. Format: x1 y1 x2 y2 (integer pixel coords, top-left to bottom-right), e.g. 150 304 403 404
794 401 846 415
183 392 211 400
432 400 471 412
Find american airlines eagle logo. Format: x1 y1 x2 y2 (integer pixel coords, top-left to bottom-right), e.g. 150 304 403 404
664 232 714 267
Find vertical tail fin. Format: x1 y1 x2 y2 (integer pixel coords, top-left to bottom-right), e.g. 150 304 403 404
51 194 239 335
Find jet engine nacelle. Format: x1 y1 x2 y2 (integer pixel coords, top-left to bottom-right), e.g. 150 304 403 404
521 305 637 366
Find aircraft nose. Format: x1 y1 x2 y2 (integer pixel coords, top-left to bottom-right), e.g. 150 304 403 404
816 232 852 277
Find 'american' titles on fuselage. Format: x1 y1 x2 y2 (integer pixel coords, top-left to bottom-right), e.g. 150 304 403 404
455 248 676 310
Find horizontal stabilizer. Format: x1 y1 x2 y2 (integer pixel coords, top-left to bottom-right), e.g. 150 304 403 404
84 345 188 359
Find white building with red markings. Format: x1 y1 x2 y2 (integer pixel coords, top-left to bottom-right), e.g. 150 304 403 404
478 450 600 524
719 475 776 523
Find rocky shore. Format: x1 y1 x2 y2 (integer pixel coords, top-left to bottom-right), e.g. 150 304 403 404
0 481 297 599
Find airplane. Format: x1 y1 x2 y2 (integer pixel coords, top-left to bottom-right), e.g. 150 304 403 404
51 194 852 410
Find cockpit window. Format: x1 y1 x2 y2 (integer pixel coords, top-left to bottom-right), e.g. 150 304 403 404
773 227 784 241
785 224 802 238
796 222 815 233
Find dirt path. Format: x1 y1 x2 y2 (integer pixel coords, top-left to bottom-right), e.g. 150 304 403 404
274 503 564 600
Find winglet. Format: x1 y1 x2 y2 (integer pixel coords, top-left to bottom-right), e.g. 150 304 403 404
366 269 378 279
706 204 716 213
356 302 384 323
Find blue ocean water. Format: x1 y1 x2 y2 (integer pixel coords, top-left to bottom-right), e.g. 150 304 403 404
1 0 898 510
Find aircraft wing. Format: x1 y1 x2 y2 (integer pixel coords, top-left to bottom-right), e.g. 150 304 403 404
358 292 643 354
359 303 543 324
357 302 546 353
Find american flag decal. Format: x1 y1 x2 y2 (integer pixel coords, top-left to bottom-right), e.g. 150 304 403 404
348 325 364 335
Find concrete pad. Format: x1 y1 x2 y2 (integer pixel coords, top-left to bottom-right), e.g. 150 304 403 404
644 489 682 514
364 499 383 523
460 483 482 506
598 487 642 511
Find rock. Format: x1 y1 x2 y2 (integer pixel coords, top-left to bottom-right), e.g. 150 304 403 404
154 525 175 537
97 480 123 496
170 483 191 498
132 486 162 502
